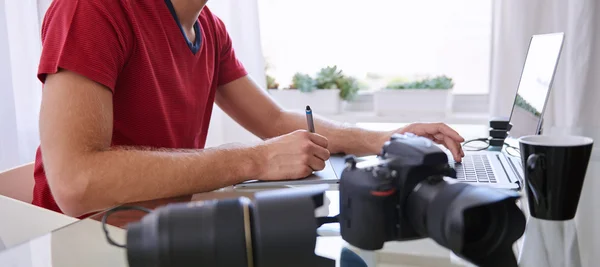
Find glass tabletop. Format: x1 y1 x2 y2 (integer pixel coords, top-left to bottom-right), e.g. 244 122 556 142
0 155 355 267
0 188 367 267
0 188 476 267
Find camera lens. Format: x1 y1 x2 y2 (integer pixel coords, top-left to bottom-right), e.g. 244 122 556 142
126 199 250 267
463 206 493 244
461 201 508 257
406 180 524 266
124 186 335 267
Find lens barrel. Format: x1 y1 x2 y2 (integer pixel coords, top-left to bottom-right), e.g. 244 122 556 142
125 185 335 267
406 178 525 266
127 199 249 267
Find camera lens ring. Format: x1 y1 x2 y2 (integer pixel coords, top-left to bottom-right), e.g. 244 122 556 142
461 200 511 258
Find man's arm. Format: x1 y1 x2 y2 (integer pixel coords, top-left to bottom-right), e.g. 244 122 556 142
216 77 383 154
216 76 465 159
40 70 327 217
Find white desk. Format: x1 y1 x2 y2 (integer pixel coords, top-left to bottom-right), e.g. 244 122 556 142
0 196 77 251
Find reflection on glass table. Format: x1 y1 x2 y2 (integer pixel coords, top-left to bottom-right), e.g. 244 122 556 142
0 189 351 267
0 185 474 267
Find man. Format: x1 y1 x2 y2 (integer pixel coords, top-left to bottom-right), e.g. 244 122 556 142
35 0 464 217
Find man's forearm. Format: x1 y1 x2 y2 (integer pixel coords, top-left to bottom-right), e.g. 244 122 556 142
47 144 260 217
272 111 387 156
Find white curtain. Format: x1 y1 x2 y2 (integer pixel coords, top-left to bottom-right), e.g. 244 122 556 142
0 0 51 171
490 0 600 140
490 1 600 266
205 0 266 147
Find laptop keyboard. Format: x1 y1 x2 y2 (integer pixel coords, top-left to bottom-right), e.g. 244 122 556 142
450 154 497 183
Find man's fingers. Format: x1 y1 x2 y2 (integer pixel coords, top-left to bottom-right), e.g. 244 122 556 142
436 133 464 157
434 133 445 142
308 133 329 148
423 134 444 145
308 142 331 161
307 155 326 171
435 123 465 142
443 136 463 162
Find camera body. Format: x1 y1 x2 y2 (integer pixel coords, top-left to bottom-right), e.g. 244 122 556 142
339 133 456 249
339 134 526 267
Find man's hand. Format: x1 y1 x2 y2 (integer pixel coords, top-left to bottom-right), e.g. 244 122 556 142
255 130 330 180
390 123 465 162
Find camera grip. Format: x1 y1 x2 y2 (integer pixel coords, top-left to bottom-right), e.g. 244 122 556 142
339 185 398 250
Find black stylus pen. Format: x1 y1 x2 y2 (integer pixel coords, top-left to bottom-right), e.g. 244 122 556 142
305 105 332 172
305 105 315 133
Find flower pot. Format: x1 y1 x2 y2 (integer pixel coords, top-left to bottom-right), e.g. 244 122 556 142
373 89 452 117
267 89 341 114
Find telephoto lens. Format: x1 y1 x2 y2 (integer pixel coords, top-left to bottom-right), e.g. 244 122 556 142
126 198 251 267
123 185 335 267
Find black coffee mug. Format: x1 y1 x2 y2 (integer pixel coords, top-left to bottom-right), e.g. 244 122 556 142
519 135 593 220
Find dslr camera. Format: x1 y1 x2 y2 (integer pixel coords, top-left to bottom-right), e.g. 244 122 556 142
339 133 526 267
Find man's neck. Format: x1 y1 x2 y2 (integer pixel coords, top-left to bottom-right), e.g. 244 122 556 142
170 0 207 30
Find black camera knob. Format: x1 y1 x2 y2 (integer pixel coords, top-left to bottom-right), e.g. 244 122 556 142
374 167 391 180
344 155 357 170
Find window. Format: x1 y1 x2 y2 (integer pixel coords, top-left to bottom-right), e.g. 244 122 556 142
258 0 492 94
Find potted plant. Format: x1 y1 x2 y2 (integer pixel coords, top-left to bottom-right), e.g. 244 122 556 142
267 66 359 114
374 75 454 117
266 74 279 89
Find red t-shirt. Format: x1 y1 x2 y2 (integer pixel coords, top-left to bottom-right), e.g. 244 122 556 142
33 0 247 214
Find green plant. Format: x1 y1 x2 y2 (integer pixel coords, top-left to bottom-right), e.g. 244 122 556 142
290 73 316 92
515 94 541 116
287 66 359 101
315 65 360 100
316 65 344 89
387 75 454 90
266 74 279 89
337 76 360 101
387 76 410 84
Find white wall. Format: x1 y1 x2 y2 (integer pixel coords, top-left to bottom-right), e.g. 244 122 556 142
0 0 21 171
0 0 48 171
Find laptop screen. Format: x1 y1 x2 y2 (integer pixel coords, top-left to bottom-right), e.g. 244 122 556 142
508 33 564 139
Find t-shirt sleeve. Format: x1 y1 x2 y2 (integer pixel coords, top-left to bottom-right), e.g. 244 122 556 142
213 18 248 86
38 0 131 93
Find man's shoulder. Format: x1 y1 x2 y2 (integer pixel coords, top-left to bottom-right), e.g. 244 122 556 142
49 0 129 12
199 6 229 40
45 0 132 26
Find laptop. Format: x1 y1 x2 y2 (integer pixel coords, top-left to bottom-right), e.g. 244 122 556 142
450 32 565 190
